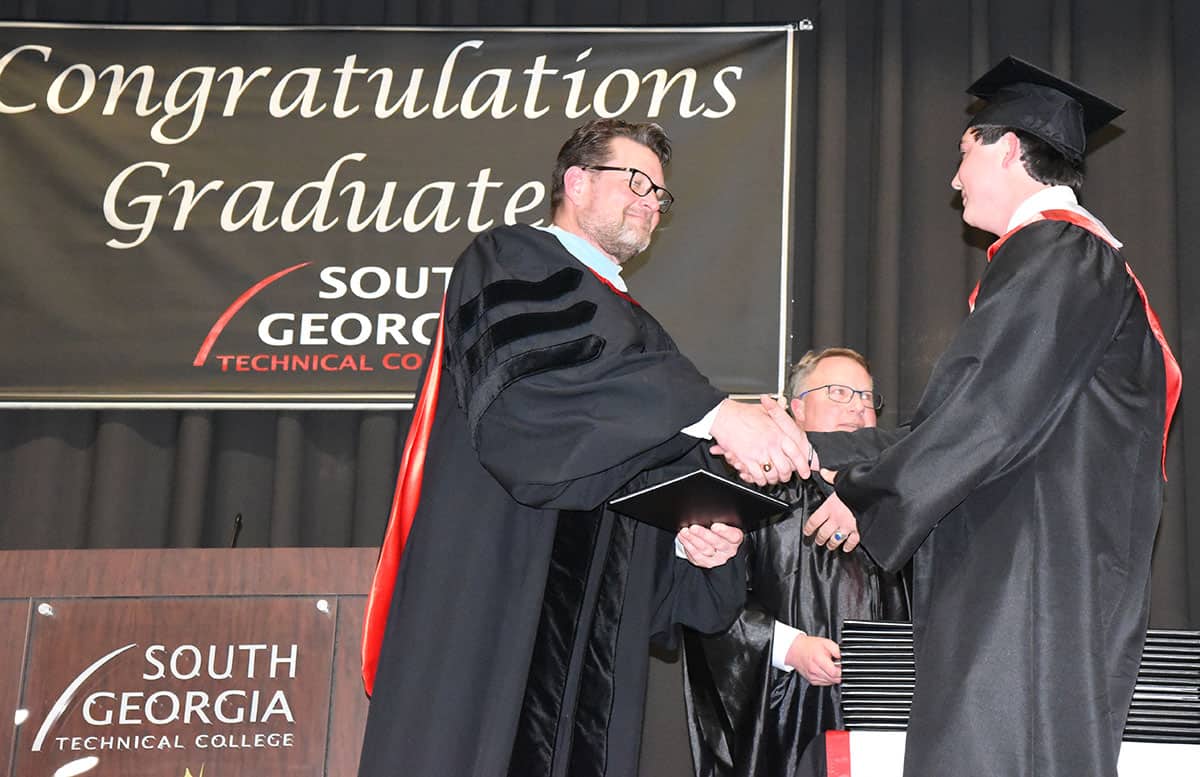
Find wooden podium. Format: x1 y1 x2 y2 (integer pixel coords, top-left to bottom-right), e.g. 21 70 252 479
0 547 376 777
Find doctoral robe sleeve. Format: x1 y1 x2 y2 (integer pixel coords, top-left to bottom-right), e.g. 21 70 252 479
686 557 779 706
444 226 725 510
835 222 1132 571
637 448 751 643
650 543 749 649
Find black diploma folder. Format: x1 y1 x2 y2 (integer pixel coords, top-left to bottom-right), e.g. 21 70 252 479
608 469 790 532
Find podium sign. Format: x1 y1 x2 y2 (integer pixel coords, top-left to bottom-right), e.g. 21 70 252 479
14 597 338 776
0 548 374 777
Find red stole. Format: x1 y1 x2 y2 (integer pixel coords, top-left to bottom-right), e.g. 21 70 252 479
967 209 1181 478
589 270 640 306
360 267 638 695
360 298 446 696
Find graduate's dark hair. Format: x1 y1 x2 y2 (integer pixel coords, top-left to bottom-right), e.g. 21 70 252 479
787 348 872 400
550 119 672 215
970 125 1085 189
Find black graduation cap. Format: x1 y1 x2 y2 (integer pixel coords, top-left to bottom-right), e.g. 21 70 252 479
965 56 1124 163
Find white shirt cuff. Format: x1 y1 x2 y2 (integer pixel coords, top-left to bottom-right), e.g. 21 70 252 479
681 403 723 439
772 621 805 672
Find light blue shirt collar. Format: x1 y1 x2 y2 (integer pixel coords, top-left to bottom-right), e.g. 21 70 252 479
536 224 628 292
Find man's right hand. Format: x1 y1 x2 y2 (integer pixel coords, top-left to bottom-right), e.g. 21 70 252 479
786 634 842 685
709 396 813 486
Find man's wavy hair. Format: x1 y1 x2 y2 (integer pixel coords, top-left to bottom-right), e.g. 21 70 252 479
550 119 672 216
969 125 1085 189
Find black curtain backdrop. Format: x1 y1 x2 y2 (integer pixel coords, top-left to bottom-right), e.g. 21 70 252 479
0 1 1194 624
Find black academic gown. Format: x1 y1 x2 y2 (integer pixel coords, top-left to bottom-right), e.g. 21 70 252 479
682 478 909 777
809 220 1169 777
357 224 746 777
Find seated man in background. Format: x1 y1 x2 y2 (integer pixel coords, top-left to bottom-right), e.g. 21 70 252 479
683 348 910 777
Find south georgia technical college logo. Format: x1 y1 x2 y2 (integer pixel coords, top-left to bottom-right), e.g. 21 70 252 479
19 640 303 777
192 262 451 378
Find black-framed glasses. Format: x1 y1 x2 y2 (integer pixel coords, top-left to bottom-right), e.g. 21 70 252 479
581 165 675 214
796 383 884 410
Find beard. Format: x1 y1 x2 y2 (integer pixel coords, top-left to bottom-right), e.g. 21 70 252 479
577 207 654 264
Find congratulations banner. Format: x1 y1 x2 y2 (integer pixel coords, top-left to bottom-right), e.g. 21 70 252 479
0 24 799 405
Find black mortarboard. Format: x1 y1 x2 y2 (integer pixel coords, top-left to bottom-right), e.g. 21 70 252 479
965 56 1123 163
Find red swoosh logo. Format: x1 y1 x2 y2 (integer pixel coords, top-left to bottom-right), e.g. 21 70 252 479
193 262 311 367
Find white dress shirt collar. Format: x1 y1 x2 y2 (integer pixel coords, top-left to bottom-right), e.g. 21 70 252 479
1006 185 1122 248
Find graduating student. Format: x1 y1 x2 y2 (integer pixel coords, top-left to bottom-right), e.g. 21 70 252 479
357 118 814 777
683 348 909 777
801 57 1182 777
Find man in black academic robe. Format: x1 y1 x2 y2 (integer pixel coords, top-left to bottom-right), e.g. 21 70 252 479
800 58 1181 777
358 120 815 777
684 349 909 777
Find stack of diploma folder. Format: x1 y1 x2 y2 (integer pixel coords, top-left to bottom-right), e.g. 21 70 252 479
1127 629 1200 743
838 620 1200 744
837 620 915 732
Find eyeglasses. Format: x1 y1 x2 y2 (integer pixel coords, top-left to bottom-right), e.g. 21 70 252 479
796 383 884 410
581 165 675 214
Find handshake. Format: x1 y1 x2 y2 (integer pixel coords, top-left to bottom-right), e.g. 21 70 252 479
709 394 860 553
709 395 819 486
675 394 816 569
